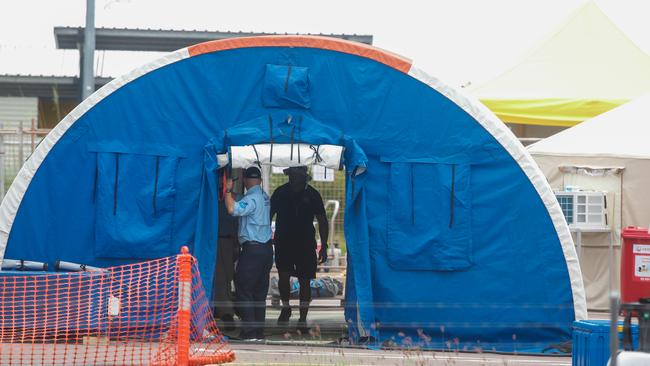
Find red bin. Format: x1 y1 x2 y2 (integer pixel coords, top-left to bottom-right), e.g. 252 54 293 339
621 226 650 303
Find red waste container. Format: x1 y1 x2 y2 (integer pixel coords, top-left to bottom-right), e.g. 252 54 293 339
621 226 650 303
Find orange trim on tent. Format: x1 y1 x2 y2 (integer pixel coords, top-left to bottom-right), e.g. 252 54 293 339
187 35 413 74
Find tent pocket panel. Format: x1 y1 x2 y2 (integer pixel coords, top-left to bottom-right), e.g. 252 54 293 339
386 161 473 271
94 152 179 259
262 64 311 109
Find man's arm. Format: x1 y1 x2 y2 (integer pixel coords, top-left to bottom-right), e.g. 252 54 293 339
224 179 236 215
316 213 329 264
313 188 329 264
225 179 256 217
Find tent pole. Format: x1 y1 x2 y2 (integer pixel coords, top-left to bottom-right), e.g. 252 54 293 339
81 0 95 100
576 228 582 262
262 165 270 194
609 229 619 366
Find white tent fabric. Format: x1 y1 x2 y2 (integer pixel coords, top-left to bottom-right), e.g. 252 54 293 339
529 95 650 309
528 95 650 159
470 1 650 127
473 1 650 99
219 143 344 170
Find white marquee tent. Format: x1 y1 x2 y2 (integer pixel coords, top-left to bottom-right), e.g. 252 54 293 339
529 95 650 309
471 1 650 129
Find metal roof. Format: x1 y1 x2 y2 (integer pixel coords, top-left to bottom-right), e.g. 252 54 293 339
0 74 112 100
54 27 373 52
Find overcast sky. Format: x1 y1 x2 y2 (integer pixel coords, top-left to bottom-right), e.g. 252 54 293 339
1 0 649 86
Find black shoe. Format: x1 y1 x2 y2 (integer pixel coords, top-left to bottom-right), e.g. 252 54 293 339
277 307 292 324
238 332 258 341
296 319 309 335
221 314 236 332
239 337 263 342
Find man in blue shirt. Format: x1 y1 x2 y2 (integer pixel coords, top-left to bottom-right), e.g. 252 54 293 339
213 197 239 332
225 166 272 340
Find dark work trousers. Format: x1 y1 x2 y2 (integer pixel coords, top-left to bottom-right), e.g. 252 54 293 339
234 241 273 339
213 236 238 318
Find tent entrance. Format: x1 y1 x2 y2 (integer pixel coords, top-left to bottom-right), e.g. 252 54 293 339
262 165 347 294
221 142 350 268
224 142 351 275
236 150 369 333
210 157 354 340
196 113 371 337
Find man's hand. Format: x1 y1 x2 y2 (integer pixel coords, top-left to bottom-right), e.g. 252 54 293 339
224 178 235 215
315 214 329 265
226 178 234 192
318 244 328 264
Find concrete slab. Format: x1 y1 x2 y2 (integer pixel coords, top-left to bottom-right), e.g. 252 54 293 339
229 343 572 365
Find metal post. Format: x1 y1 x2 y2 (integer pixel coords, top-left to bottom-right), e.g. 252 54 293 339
30 118 35 152
609 230 619 366
610 291 619 366
325 200 340 241
17 121 24 167
609 231 617 304
81 0 96 100
176 246 192 366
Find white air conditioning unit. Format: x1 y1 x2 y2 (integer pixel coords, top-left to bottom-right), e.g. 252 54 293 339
555 191 608 230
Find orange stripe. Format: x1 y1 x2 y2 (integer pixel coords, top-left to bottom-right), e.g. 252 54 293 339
187 35 412 73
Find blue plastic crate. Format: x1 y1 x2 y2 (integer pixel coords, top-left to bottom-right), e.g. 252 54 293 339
572 320 639 366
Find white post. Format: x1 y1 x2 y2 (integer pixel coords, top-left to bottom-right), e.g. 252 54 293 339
610 290 619 366
576 228 582 262
262 165 271 194
609 230 619 366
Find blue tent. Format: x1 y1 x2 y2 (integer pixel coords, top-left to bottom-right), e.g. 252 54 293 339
0 36 585 352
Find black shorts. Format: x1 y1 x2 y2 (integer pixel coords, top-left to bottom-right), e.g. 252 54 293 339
274 242 317 279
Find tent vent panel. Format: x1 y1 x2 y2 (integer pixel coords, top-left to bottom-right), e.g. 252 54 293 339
386 161 473 271
93 151 179 259
262 64 311 109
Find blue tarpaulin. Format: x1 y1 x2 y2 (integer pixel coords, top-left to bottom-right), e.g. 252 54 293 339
0 36 584 353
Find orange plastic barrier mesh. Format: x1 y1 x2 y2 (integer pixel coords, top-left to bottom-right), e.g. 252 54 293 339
0 248 234 365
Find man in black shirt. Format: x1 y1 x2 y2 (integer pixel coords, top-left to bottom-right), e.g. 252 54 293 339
271 166 328 332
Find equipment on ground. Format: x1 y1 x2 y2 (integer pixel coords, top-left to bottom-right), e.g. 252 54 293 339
1 259 48 271
54 260 103 272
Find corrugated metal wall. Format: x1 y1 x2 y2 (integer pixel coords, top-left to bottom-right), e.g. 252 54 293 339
0 97 38 126
0 97 40 196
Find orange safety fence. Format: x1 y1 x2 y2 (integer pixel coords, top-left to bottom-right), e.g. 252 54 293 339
0 247 234 365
